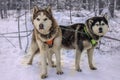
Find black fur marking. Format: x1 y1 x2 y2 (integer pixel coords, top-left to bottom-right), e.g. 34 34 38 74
60 23 90 51
89 17 108 27
60 25 75 49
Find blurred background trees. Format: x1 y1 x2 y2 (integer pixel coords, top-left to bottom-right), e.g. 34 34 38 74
0 0 119 19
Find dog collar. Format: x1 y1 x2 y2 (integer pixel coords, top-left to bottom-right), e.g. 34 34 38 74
84 27 97 46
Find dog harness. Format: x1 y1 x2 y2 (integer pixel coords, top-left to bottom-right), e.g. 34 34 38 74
39 27 57 48
84 27 97 46
45 39 54 48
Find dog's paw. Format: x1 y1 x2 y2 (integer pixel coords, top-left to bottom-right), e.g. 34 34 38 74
52 64 56 68
46 62 48 65
90 67 97 70
21 57 32 66
21 60 32 66
56 71 64 75
41 74 48 79
76 68 82 72
51 61 56 67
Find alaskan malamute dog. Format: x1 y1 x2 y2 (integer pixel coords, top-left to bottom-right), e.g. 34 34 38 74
23 6 63 79
60 15 109 72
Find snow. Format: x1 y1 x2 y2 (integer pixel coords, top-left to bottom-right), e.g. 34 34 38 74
0 10 120 80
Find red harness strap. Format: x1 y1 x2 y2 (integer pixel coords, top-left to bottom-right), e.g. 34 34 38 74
45 39 54 48
46 39 53 45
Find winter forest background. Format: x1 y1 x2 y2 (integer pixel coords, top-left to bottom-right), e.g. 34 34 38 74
0 0 120 80
0 0 119 18
0 0 120 55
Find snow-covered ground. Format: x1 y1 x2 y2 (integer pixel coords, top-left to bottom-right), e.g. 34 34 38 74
0 10 120 80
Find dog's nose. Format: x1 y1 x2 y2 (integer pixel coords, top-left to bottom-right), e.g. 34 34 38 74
39 24 44 29
99 28 103 33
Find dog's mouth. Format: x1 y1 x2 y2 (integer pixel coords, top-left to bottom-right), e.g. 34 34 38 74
100 35 103 37
99 31 102 33
39 24 44 29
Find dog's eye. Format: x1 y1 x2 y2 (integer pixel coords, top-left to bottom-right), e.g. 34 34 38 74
36 18 40 21
44 18 47 21
96 24 99 26
101 23 105 26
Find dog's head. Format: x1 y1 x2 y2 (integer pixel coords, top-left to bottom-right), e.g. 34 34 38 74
32 6 53 34
86 14 109 37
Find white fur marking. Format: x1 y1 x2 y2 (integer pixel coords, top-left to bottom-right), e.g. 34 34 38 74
33 12 52 34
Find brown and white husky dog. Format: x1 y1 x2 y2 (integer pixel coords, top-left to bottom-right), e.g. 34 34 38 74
60 15 109 72
22 6 63 79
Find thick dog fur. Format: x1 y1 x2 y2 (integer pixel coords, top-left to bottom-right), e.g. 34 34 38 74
60 15 109 72
23 6 63 79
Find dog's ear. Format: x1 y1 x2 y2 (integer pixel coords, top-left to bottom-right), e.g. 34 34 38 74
86 19 93 28
32 6 39 14
32 6 39 20
102 13 108 21
46 6 52 15
88 19 93 26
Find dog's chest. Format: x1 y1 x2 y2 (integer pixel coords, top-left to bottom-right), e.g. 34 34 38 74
83 40 92 50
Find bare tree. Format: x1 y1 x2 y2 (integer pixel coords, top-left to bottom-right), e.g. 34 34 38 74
116 0 120 10
69 0 72 24
0 1 8 19
56 0 59 10
93 0 97 16
83 0 87 9
109 0 115 17
99 0 105 15
88 0 92 11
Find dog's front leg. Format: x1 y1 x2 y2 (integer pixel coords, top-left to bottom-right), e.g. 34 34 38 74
47 52 56 67
87 48 97 70
75 49 82 72
54 48 63 75
37 41 48 79
40 50 48 79
22 39 38 65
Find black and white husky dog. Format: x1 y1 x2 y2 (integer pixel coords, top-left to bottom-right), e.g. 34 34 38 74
60 15 109 72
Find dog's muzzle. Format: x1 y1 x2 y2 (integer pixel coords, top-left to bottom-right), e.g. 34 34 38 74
39 24 44 29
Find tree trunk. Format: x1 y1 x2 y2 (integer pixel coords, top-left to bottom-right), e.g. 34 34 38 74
0 9 3 19
83 0 86 9
93 0 97 16
69 0 72 24
86 0 88 10
56 0 60 11
109 0 115 18
88 0 92 11
79 0 83 10
99 0 104 15
4 2 8 18
48 0 52 7
116 0 120 10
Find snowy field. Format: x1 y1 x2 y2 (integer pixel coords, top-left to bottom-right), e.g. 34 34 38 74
0 10 120 80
